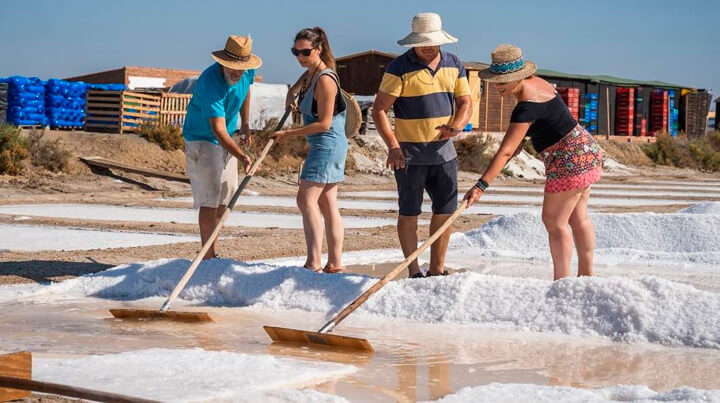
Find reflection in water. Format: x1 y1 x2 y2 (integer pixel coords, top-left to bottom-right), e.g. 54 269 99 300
2 298 720 401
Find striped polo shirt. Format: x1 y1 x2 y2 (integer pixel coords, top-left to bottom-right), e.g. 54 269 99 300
379 49 471 165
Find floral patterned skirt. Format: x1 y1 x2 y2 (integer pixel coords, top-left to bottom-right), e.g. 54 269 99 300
540 124 603 193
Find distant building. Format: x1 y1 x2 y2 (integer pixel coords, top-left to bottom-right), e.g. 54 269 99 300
336 49 713 137
65 66 262 90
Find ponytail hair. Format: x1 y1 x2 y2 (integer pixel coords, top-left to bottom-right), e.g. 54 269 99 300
295 26 336 71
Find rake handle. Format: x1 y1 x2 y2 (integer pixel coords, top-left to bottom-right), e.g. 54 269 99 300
0 375 159 403
318 200 469 333
161 108 291 312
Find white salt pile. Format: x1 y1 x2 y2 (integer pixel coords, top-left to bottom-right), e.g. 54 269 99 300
428 383 720 403
453 212 720 265
9 258 719 349
34 348 353 402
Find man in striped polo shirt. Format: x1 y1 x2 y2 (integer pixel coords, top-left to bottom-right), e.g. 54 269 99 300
372 13 472 278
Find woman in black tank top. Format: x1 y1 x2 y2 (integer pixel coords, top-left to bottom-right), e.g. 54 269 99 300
464 44 603 281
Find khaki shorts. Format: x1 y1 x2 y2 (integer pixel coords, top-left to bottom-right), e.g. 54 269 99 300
185 140 238 209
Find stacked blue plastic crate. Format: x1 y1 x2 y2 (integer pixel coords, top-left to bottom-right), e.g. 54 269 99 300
667 90 678 136
5 76 49 126
583 93 599 134
45 79 87 129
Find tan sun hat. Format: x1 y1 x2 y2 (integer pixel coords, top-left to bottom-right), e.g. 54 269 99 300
397 13 458 47
211 35 262 70
479 44 537 83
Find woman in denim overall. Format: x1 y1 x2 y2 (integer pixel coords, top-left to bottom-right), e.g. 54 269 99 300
272 27 348 273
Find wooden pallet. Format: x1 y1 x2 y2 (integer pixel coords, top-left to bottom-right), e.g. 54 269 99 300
85 90 161 133
80 156 189 183
159 93 192 127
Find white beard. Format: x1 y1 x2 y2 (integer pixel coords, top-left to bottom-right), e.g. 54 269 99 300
223 69 241 86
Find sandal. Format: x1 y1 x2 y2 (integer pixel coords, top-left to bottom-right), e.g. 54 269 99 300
425 270 450 277
322 265 344 274
409 272 426 279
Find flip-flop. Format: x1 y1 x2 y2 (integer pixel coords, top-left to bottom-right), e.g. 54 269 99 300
409 272 426 279
304 265 323 273
426 268 468 277
322 265 344 274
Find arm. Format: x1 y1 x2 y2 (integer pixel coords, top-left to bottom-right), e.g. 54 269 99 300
209 117 252 174
438 95 472 139
272 75 337 138
463 122 530 206
237 86 252 146
285 72 306 111
371 90 405 169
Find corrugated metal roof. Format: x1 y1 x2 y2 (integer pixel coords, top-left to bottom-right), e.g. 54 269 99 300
335 50 398 62
535 68 691 89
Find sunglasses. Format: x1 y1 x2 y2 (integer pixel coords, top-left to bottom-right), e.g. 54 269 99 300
291 46 316 57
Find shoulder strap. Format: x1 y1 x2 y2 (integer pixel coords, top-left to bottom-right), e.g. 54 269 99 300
311 69 339 90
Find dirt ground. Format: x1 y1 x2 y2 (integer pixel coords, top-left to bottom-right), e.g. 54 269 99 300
1 128 719 287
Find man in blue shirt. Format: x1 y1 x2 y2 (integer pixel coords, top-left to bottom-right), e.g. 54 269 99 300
183 35 261 259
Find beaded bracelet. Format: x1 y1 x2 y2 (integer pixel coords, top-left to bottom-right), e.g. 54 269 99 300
475 178 489 191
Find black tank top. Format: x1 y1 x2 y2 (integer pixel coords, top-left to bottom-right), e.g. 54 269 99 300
510 93 578 152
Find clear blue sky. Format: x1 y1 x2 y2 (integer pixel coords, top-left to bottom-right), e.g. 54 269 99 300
0 0 717 106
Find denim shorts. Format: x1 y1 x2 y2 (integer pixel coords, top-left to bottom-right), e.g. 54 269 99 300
394 158 458 216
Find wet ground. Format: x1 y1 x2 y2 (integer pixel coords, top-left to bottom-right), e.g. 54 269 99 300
3 296 720 402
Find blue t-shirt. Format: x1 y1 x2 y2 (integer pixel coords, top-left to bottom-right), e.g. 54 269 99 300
182 63 255 144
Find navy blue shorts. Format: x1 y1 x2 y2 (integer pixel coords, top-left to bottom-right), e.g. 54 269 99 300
394 159 458 216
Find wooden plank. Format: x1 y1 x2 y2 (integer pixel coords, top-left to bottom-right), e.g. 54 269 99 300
87 102 123 109
121 111 160 119
86 123 121 129
264 326 374 352
85 116 121 122
87 113 123 119
86 97 122 104
0 351 31 401
80 156 190 183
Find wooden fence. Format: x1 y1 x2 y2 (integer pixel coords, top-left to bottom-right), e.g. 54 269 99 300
85 90 161 133
159 93 192 128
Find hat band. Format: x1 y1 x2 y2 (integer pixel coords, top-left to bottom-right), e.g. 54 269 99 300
490 57 525 75
223 49 251 62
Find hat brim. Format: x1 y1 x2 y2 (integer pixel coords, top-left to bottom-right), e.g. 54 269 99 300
479 61 537 83
211 50 262 70
397 30 458 47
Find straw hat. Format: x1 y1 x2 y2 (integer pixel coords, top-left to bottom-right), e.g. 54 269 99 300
479 44 536 83
211 35 262 70
397 13 458 47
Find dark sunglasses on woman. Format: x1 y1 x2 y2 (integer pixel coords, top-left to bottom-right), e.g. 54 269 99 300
291 47 316 57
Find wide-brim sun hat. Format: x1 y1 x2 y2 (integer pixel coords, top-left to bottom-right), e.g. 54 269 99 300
397 13 458 47
479 44 537 83
211 35 263 70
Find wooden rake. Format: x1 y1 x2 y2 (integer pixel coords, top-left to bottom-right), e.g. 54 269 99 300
264 200 469 352
110 108 292 322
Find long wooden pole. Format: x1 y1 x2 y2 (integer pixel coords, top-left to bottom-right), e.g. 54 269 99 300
318 200 469 334
484 80 489 132
0 376 159 403
160 108 291 312
500 96 504 132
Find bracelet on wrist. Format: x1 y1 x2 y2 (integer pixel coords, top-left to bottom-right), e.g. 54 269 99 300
475 178 489 191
